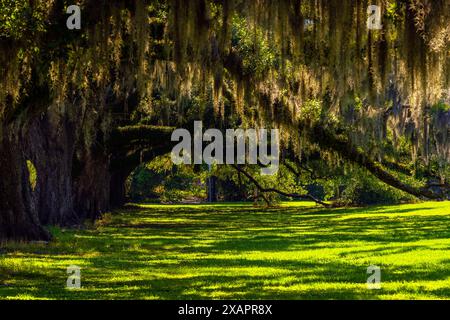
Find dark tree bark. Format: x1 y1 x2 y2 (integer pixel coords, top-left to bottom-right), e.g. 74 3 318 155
207 175 218 202
0 126 50 241
72 140 111 221
23 110 78 226
109 125 174 152
110 170 131 208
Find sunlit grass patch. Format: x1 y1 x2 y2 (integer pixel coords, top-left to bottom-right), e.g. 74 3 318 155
0 201 449 299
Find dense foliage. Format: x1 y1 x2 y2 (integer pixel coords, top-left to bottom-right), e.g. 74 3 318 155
0 0 448 240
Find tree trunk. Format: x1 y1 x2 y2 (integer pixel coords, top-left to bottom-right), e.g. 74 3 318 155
110 170 131 207
0 125 50 241
207 175 217 202
23 110 78 226
73 146 111 221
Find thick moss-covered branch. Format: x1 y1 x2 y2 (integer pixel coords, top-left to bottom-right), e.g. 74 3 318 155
110 145 173 172
308 124 446 200
381 157 413 176
108 125 174 152
380 156 446 181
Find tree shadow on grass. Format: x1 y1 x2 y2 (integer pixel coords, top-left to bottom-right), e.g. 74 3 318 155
1 202 449 299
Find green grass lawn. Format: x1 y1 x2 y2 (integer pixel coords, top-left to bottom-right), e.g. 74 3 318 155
1 201 450 300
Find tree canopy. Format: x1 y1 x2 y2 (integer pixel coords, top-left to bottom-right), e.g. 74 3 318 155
0 0 449 240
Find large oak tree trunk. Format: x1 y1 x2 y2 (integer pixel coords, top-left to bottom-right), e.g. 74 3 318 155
0 124 50 241
21 98 113 229
23 109 79 226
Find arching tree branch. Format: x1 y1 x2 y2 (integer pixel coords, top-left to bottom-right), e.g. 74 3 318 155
110 145 173 172
308 124 447 200
108 125 174 152
232 164 331 207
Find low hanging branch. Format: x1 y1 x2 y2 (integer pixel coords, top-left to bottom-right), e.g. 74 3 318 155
108 125 175 152
309 124 447 200
232 164 331 207
109 144 173 172
381 156 445 181
108 124 176 174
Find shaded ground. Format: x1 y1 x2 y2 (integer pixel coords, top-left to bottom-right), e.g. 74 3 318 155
1 201 449 299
